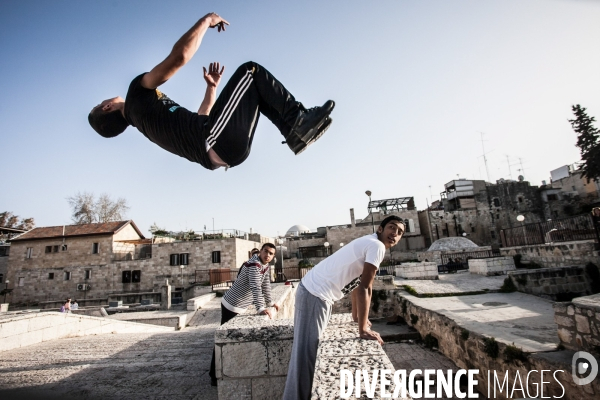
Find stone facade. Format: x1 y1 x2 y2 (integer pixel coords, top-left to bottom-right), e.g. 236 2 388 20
7 232 262 304
468 256 516 276
500 240 600 268
395 262 439 280
509 266 593 301
553 294 600 355
421 179 545 248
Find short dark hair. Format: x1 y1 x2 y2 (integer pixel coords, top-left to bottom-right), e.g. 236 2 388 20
261 243 277 251
380 215 405 231
88 108 128 138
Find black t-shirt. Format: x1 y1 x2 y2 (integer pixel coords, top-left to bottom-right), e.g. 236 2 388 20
124 73 212 169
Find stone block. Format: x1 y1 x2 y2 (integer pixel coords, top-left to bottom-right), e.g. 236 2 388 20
557 328 573 343
251 377 286 400
222 342 268 377
28 314 58 332
555 315 574 328
0 303 8 312
267 340 292 376
218 378 252 400
575 315 590 334
567 306 575 315
0 317 30 338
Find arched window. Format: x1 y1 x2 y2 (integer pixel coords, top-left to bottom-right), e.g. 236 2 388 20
493 198 501 207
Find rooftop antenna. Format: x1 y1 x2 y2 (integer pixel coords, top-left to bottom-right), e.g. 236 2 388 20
479 132 491 182
506 155 513 180
518 157 525 178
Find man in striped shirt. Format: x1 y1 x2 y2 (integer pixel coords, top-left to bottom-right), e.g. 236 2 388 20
88 12 334 170
209 242 278 385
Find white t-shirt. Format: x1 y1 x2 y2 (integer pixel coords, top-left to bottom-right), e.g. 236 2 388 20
302 233 385 304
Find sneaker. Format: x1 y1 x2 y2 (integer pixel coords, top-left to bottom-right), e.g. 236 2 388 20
289 100 335 144
288 117 332 155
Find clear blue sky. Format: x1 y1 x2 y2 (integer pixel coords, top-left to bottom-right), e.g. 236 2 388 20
1 0 599 237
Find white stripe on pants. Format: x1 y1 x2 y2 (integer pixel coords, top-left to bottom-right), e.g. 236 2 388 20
283 282 332 400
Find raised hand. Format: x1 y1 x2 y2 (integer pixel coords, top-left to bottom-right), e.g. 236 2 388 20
203 62 225 88
203 13 229 32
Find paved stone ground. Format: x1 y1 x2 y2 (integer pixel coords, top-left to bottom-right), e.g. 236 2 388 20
0 298 223 400
384 343 488 399
395 272 505 295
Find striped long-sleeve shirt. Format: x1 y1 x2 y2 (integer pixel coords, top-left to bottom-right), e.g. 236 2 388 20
222 255 273 314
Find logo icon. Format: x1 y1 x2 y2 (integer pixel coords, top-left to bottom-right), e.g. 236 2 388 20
572 351 598 385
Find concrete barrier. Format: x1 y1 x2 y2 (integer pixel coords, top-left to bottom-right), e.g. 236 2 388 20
0 311 175 352
187 292 217 311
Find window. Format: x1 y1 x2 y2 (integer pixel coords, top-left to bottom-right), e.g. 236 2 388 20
53 245 59 253
64 272 71 281
61 244 68 251
490 231 496 239
179 253 189 265
0 274 3 283
92 243 99 254
572 186 576 191
48 273 54 280
169 254 180 266
0 246 9 257
84 270 92 280
493 198 501 207
517 196 523 203
547 194 558 201
442 228 448 236
212 251 221 263
404 219 410 233
122 270 132 283
132 270 141 283
26 247 33 258
18 277 24 286
471 225 476 233
45 246 52 253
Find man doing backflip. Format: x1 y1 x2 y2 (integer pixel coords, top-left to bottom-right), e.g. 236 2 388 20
283 216 405 399
88 13 334 169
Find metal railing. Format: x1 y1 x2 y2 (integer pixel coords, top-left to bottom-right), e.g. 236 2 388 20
500 213 599 248
274 266 312 283
209 268 238 290
153 229 249 241
438 249 500 273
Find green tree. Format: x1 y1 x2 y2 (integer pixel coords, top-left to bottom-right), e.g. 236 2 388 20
0 212 35 230
569 105 600 182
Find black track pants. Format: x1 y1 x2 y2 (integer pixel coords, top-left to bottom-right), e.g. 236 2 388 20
206 61 301 167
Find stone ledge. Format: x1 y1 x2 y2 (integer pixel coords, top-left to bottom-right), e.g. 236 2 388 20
216 316 294 343
187 292 216 311
572 293 600 312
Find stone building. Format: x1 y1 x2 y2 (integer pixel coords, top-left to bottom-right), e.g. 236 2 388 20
6 221 267 305
283 197 427 267
419 178 544 247
540 164 600 219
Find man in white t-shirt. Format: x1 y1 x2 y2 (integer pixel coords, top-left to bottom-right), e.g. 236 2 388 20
283 216 405 400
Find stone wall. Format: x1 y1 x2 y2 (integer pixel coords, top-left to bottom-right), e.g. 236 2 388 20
500 240 600 269
331 277 398 319
508 266 593 301
395 262 439 280
0 311 174 352
398 292 599 399
553 294 600 355
468 256 516 276
214 285 296 399
0 256 7 282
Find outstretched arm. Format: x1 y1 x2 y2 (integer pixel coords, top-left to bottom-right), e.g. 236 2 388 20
141 13 229 90
198 62 225 115
355 263 383 344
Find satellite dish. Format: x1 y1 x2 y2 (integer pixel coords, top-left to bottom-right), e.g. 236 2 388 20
518 175 524 182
